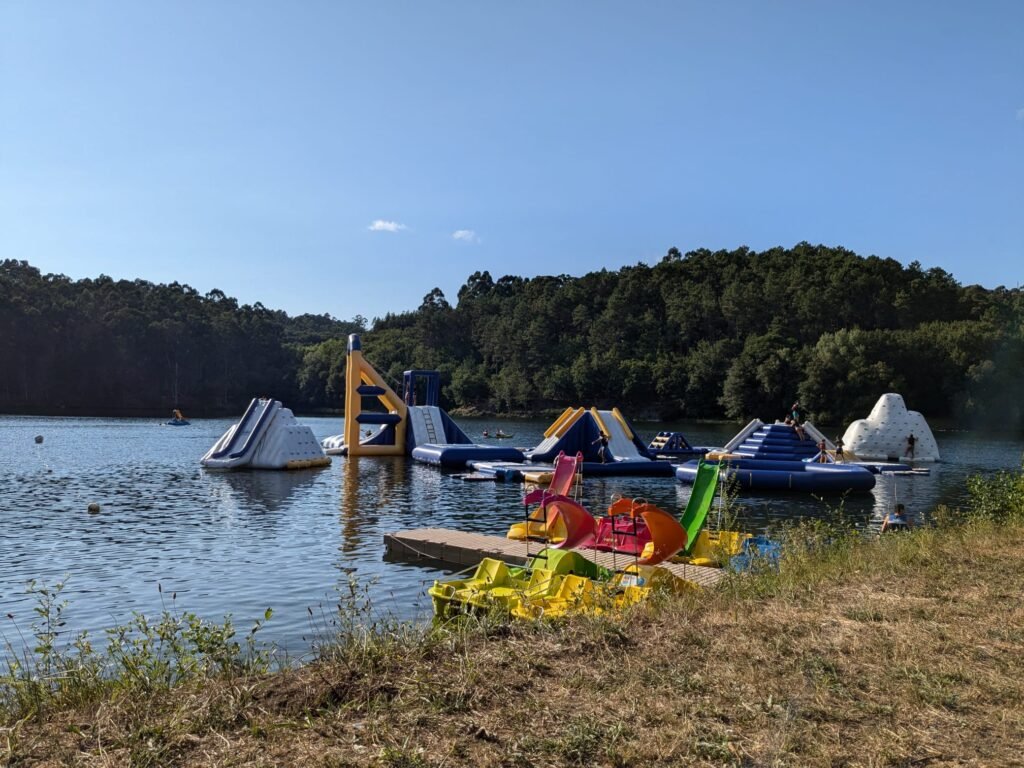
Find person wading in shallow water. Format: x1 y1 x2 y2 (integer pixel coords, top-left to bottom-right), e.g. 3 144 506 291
881 503 912 533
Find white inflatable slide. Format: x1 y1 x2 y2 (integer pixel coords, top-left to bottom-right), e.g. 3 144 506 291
596 409 644 461
201 398 330 470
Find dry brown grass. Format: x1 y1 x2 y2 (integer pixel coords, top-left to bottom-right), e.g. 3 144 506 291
5 521 1024 767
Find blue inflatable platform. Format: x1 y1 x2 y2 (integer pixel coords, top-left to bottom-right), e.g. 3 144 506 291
679 422 876 493
577 459 675 476
412 443 524 467
676 458 876 492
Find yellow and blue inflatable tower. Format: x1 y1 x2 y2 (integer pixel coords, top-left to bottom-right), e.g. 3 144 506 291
343 334 407 456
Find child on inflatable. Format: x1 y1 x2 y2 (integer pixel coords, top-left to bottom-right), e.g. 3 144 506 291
881 503 912 533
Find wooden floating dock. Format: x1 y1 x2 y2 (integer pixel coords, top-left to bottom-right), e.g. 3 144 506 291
384 527 726 588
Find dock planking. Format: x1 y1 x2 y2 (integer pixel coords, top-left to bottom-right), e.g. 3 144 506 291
384 527 726 588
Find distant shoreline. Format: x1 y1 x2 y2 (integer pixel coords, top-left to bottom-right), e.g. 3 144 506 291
0 407 1018 434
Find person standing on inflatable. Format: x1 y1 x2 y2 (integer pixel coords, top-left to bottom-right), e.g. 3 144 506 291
905 433 916 460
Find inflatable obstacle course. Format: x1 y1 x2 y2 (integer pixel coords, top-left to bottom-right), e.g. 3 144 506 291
320 335 524 467
677 422 875 492
527 406 675 476
321 334 407 456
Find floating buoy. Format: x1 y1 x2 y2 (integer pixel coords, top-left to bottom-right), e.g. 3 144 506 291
34 435 43 444
87 503 100 514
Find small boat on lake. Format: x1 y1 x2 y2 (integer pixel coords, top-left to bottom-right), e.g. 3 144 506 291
429 549 608 618
166 409 190 426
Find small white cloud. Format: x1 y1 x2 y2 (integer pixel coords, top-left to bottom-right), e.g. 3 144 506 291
452 229 479 243
1017 107 1024 121
368 219 407 232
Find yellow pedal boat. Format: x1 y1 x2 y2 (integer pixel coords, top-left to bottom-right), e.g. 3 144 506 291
666 529 752 567
429 550 696 621
429 549 608 619
510 564 696 620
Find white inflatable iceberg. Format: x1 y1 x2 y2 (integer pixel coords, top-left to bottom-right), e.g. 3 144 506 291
201 398 330 470
842 393 940 462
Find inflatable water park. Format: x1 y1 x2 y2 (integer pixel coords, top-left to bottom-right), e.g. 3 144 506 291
193 380 936 621
464 404 707 477
194 335 940 619
411 392 935 619
673 397 940 493
319 334 524 466
319 334 702 477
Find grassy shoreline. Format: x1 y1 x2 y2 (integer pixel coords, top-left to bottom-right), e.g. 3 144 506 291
4 482 1024 766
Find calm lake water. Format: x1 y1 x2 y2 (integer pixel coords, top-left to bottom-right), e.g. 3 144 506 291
1 414 1021 659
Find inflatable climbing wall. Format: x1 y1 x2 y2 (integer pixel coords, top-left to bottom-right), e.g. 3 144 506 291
842 393 940 462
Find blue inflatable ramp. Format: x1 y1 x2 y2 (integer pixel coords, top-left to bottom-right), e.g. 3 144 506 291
406 405 524 467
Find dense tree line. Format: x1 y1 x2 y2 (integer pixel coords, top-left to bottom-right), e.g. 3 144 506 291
358 244 1023 430
2 246 1022 429
0 260 363 415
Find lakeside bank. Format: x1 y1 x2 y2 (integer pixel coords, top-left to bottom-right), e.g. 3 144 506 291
4 468 1023 767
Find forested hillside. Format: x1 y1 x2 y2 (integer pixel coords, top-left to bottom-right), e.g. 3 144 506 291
0 260 363 415
2 245 1022 428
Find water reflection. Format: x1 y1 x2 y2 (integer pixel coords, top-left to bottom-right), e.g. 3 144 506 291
203 467 326 513
338 456 408 552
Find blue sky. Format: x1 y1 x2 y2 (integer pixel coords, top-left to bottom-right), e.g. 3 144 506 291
2 1 1022 322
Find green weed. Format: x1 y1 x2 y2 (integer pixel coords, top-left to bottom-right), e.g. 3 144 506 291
1 578 273 723
966 463 1024 524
